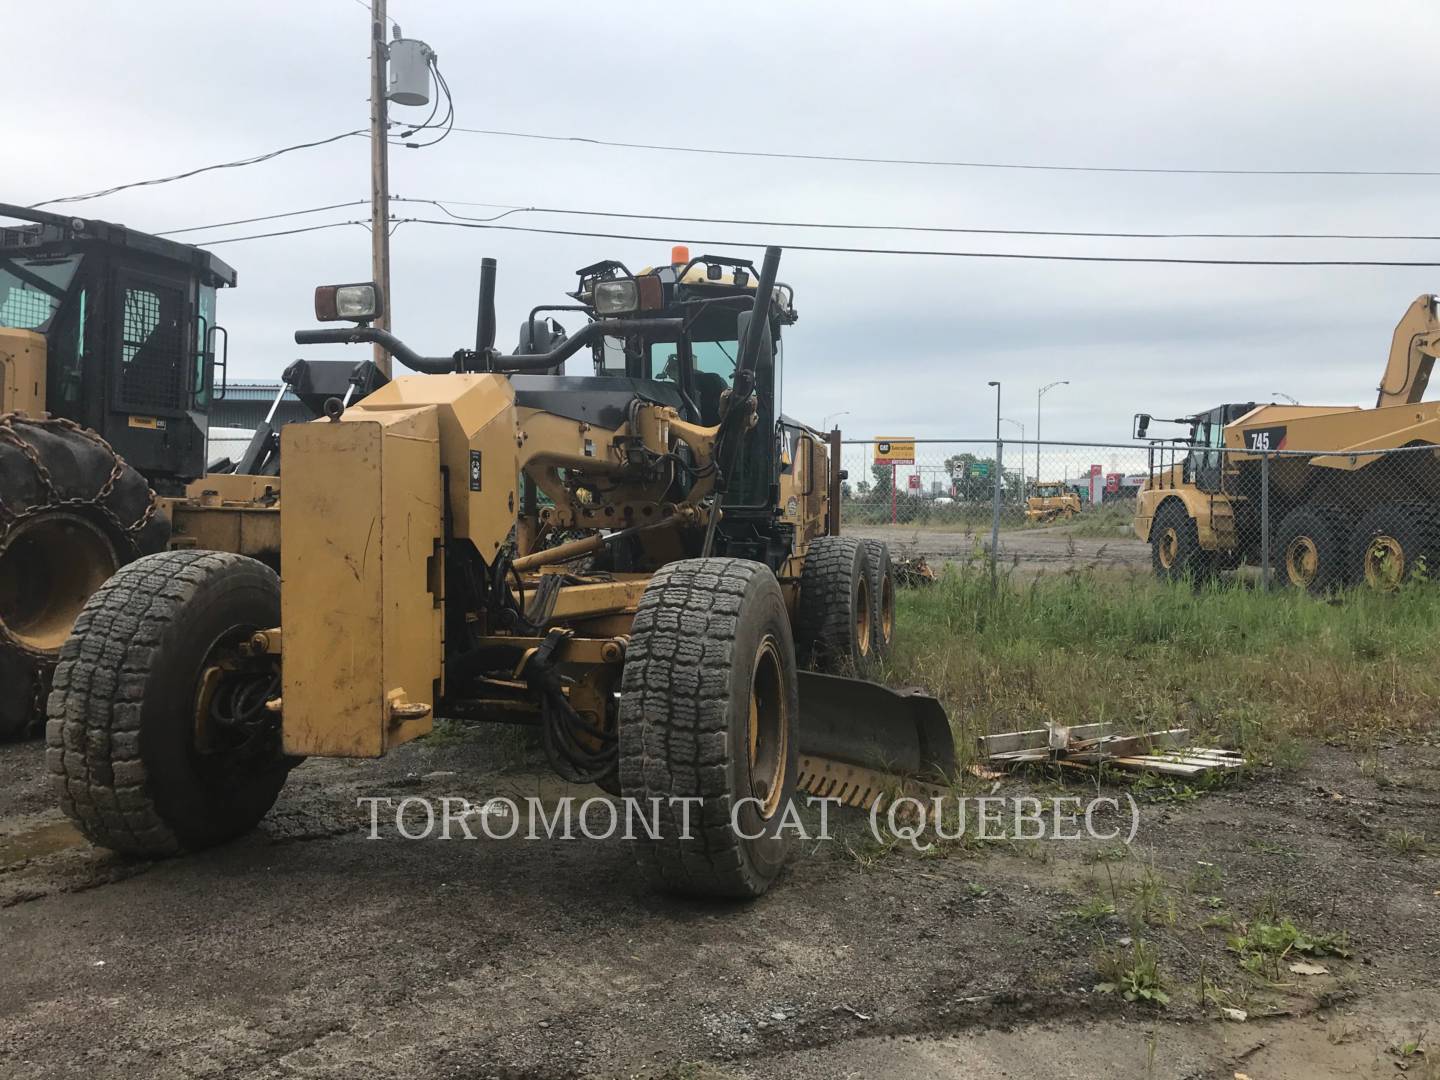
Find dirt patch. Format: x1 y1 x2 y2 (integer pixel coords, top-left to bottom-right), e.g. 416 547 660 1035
2 730 1438 1078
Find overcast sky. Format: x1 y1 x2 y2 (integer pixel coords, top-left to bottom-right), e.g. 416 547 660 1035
12 0 1440 443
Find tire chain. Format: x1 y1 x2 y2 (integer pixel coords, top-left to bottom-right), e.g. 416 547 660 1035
0 413 161 663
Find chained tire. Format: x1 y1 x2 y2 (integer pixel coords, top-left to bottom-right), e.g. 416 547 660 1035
795 535 874 672
46 551 291 857
1150 500 1215 585
0 416 169 739
1274 505 1351 594
858 538 895 661
1351 502 1440 591
618 558 799 899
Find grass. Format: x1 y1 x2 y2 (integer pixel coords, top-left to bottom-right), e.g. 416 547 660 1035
884 565 1440 756
1095 938 1170 1006
1384 828 1430 858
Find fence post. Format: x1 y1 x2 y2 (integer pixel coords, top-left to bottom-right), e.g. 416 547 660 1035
891 462 897 524
1259 450 1271 591
990 438 1003 593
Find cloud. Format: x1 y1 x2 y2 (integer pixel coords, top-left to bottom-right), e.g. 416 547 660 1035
10 0 1440 446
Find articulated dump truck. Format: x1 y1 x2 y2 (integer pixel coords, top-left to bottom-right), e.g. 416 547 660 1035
47 245 955 898
1133 295 1440 592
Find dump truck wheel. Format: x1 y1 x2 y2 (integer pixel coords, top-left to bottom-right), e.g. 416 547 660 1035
618 558 799 898
859 538 895 660
795 536 873 672
1150 501 1214 584
0 415 169 739
1274 505 1350 594
1352 503 1440 591
46 551 291 856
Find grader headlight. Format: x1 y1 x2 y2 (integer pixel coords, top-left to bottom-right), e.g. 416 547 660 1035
314 281 383 323
592 278 639 315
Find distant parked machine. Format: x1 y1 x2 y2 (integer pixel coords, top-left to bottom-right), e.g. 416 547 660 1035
1133 295 1440 592
1025 481 1082 523
0 204 382 738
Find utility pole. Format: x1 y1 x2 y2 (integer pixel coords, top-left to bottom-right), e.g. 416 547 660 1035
369 0 392 375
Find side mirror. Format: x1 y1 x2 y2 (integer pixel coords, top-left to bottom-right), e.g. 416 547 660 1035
1133 413 1151 439
517 316 568 356
314 282 383 323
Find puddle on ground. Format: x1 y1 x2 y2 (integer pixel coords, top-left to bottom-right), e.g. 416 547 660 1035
0 819 86 867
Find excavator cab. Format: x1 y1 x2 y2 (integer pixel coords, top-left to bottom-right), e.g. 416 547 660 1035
0 204 236 494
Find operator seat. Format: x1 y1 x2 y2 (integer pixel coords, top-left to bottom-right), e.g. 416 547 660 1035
695 370 728 426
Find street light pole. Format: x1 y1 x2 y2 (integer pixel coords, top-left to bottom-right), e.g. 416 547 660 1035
369 0 392 376
1036 379 1069 485
1001 418 1025 494
1273 391 1299 405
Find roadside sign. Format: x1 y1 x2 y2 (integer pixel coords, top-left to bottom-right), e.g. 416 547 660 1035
907 473 922 491
873 437 915 465
970 461 990 478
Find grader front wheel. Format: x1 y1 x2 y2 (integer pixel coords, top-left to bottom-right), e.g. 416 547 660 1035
46 551 292 856
618 558 799 899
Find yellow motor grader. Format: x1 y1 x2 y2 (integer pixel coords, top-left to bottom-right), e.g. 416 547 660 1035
47 245 954 898
1133 294 1440 592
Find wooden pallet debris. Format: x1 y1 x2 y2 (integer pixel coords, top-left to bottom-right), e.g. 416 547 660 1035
977 722 1245 778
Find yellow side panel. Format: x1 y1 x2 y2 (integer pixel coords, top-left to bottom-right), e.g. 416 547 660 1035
280 414 443 757
0 327 45 415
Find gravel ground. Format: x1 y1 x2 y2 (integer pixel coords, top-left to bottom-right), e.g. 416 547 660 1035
846 522 1151 580
3 725 1438 1079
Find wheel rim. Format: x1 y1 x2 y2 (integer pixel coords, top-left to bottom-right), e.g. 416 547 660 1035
747 635 788 820
878 571 895 644
1158 527 1180 569
0 512 120 655
1363 535 1405 590
192 624 282 770
855 576 872 656
1284 536 1320 588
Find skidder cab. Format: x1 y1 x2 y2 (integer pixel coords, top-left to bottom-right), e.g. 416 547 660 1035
50 245 954 899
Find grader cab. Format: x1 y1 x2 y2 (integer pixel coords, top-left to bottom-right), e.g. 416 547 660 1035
48 245 955 899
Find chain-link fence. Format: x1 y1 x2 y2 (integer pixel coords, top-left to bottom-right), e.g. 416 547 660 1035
837 437 1440 589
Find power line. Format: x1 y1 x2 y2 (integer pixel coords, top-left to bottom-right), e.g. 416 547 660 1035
158 195 1440 244
172 209 1440 265
347 0 397 25
407 197 1440 243
191 220 369 246
162 198 1440 262
29 131 365 208
452 126 1440 179
390 216 1440 267
156 201 368 237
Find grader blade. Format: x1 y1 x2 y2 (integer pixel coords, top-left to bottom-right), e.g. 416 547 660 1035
796 671 957 811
